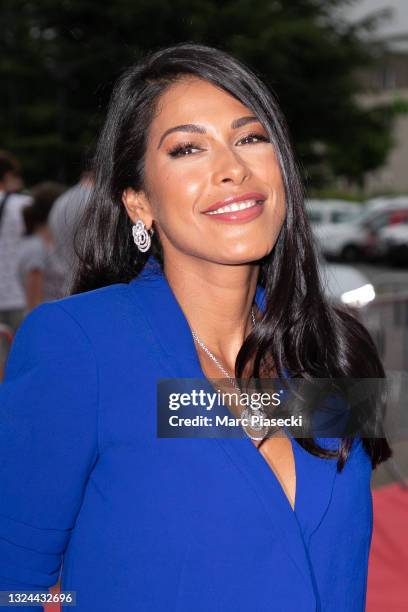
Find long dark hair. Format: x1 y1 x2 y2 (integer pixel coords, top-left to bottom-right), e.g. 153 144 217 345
71 42 392 471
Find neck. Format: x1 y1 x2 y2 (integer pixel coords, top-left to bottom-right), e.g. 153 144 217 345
163 252 260 372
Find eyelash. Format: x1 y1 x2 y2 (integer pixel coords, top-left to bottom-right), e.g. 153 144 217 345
167 132 270 158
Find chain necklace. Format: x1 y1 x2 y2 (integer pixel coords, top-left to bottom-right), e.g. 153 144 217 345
190 307 269 441
190 308 256 391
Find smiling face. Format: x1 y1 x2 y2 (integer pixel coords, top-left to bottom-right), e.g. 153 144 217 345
123 76 286 265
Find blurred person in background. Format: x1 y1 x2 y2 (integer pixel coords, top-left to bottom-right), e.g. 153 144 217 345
0 150 31 331
0 151 30 382
17 182 67 312
48 168 94 296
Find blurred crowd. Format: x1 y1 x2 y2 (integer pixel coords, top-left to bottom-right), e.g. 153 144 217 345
0 150 93 380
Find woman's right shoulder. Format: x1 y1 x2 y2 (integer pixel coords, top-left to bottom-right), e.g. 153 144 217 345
19 282 128 331
52 281 131 322
7 280 155 378
9 283 130 357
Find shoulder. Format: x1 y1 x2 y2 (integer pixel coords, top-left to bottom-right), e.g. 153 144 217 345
0 194 30 229
13 283 129 347
309 437 372 486
18 235 45 261
7 193 32 216
48 281 132 331
5 297 101 382
9 279 158 375
9 193 32 207
316 436 370 460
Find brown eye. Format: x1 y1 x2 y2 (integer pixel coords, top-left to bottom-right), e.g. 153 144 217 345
237 133 270 145
168 142 203 158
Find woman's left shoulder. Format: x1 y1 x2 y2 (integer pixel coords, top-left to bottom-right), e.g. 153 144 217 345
309 437 373 538
315 436 373 482
344 438 372 473
328 438 373 514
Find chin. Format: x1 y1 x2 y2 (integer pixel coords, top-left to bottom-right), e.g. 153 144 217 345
217 250 269 266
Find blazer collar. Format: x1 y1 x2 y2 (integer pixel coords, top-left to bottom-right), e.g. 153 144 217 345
128 254 266 366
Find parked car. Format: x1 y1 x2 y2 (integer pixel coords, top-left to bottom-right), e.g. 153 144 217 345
366 196 408 210
376 220 408 267
320 261 375 309
305 199 362 226
319 259 381 346
313 205 408 262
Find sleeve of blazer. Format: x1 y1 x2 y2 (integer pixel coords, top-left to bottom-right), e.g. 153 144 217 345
0 301 99 602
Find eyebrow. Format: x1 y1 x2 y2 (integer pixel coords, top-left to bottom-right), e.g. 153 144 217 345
157 115 260 149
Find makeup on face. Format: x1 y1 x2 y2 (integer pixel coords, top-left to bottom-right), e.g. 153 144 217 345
140 78 286 264
157 113 272 225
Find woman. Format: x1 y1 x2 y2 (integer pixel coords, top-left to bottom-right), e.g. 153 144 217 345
0 43 392 611
17 182 67 311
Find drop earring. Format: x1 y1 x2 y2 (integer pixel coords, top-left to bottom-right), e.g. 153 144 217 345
132 219 154 253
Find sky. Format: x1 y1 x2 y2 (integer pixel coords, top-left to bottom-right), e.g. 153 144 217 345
343 0 408 37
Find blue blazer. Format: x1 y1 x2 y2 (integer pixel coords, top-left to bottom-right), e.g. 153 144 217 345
0 255 373 611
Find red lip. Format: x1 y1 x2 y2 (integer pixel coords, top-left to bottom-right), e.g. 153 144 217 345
201 192 266 214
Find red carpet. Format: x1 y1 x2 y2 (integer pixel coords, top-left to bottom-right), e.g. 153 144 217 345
367 482 408 611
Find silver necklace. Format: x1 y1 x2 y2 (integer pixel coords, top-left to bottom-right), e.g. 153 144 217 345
191 308 269 441
191 308 256 390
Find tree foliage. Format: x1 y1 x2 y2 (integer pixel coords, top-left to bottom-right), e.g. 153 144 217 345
0 0 395 187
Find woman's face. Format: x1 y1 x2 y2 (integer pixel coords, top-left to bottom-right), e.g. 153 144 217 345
124 76 286 265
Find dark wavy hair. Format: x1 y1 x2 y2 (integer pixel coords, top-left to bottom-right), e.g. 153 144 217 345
71 42 392 471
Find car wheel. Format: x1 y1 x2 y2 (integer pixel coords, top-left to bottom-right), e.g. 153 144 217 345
389 245 408 267
341 244 361 262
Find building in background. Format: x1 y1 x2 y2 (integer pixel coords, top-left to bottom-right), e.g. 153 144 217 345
358 33 408 194
343 0 408 194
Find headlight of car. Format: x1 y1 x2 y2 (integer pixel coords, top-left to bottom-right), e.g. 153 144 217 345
340 283 376 308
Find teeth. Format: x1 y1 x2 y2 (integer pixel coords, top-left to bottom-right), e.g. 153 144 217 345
207 199 261 215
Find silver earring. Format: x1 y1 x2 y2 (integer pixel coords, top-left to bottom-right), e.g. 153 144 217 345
132 219 153 253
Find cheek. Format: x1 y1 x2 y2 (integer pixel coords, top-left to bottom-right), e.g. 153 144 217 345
254 150 283 185
252 154 286 217
272 191 287 239
262 169 287 242
147 159 204 222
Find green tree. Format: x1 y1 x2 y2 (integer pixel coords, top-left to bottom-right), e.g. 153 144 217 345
0 0 395 188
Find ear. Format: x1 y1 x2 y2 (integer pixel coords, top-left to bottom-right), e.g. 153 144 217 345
122 188 154 229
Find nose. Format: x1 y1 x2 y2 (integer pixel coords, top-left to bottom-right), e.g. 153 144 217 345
211 144 250 185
